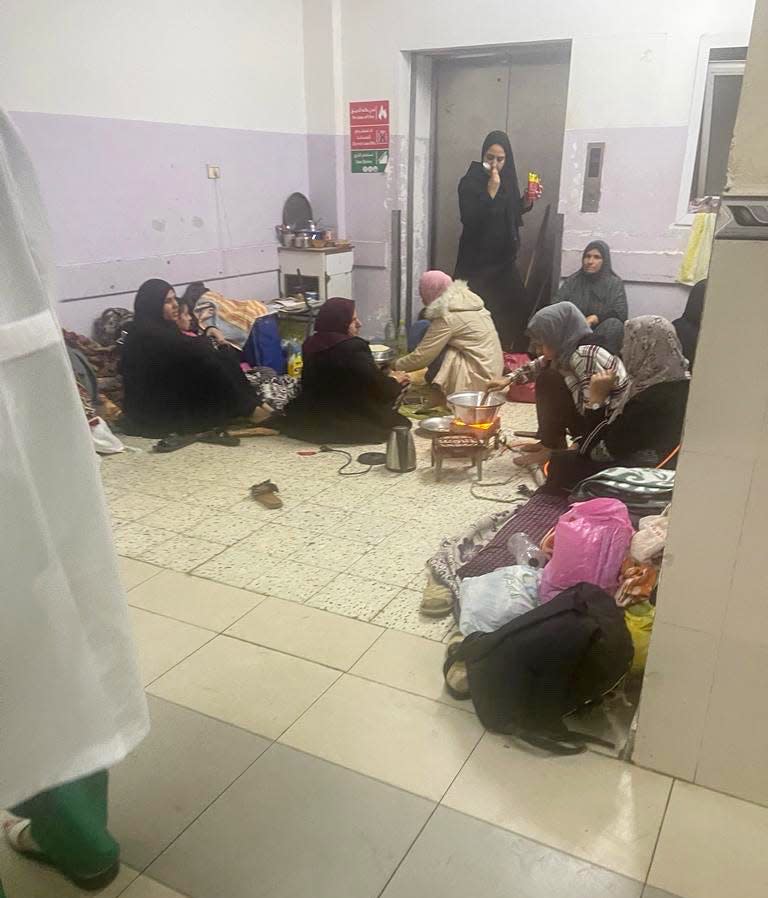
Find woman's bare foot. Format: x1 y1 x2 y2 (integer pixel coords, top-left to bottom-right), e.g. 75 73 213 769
508 440 544 452
250 404 273 424
512 447 551 468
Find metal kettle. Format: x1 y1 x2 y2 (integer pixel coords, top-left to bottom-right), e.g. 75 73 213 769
385 426 417 473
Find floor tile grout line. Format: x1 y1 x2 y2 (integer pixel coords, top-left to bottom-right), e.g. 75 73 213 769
640 775 676 888
131 731 279 880
141 630 218 691
374 725 487 898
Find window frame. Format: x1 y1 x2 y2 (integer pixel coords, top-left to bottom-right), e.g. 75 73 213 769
694 60 745 201
675 33 750 227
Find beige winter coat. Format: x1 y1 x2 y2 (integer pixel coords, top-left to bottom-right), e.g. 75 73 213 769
394 281 503 395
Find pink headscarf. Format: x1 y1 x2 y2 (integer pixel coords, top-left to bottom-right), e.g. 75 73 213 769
419 270 453 306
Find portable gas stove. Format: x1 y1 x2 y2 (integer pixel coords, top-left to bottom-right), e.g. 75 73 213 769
449 417 501 447
431 419 502 481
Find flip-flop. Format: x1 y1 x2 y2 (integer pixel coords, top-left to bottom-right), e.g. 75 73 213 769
153 433 199 453
2 818 120 892
251 479 283 509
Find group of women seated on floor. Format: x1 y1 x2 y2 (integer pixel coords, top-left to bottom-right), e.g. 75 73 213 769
491 303 692 493
118 258 705 485
120 279 273 437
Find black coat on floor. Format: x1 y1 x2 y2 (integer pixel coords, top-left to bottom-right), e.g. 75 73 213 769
280 337 409 445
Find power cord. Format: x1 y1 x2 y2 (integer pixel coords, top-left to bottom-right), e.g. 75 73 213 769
318 445 373 476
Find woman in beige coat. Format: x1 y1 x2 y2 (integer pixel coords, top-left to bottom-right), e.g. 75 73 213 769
394 271 504 396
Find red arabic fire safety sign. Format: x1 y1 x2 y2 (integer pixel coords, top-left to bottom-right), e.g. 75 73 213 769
350 101 389 173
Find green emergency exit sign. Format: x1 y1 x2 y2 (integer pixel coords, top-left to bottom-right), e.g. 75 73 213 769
351 150 389 173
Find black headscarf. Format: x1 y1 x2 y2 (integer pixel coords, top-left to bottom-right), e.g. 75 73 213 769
682 279 706 326
582 240 615 277
133 279 177 334
181 281 210 307
303 298 356 356
673 279 706 368
481 130 524 233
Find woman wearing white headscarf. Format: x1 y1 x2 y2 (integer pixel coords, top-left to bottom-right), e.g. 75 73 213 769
0 110 148 891
544 315 691 493
487 301 628 467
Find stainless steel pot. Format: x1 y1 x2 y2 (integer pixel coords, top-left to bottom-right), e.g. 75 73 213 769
446 391 507 425
370 345 396 366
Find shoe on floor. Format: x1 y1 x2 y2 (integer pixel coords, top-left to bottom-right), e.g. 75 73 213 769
420 575 453 618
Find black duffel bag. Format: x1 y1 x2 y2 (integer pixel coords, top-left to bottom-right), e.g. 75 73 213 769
454 582 633 754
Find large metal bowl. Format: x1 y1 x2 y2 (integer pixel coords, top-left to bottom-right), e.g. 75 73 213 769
447 390 507 425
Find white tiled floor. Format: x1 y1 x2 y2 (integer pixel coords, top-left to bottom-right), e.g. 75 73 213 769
6 405 768 897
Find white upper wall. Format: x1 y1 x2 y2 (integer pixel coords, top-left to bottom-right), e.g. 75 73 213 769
0 0 307 133
329 0 756 134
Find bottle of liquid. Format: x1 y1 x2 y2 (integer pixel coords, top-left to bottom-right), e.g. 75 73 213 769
395 319 408 356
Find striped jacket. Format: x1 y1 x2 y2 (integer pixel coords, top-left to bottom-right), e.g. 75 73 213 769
510 345 628 415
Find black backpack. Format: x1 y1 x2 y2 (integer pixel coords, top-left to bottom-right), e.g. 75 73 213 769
455 582 633 754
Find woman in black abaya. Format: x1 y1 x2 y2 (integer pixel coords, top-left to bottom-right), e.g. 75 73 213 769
454 130 539 350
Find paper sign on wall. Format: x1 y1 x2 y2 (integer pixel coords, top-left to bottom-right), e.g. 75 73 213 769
350 101 389 173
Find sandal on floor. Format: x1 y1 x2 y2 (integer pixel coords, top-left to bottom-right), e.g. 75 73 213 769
153 433 199 453
3 817 120 892
4 817 46 864
443 642 471 701
251 479 283 509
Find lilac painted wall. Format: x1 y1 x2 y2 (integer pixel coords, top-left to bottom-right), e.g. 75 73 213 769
11 111 309 333
559 125 691 286
10 111 697 337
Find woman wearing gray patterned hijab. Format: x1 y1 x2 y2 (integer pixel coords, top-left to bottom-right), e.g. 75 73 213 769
544 316 691 493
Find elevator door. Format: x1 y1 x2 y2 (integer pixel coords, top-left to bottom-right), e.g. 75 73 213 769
431 44 571 281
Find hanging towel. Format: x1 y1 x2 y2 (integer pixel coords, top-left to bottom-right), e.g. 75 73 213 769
678 212 716 286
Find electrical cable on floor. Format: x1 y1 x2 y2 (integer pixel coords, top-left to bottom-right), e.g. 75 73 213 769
318 445 374 476
470 472 530 504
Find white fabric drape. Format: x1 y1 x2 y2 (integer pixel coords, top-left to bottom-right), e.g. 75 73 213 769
0 110 149 809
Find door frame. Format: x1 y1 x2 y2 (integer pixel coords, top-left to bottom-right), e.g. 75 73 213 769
402 40 572 328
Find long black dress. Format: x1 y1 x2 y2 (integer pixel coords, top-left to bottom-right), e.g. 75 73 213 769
280 337 410 444
455 144 531 351
544 379 691 494
120 324 258 436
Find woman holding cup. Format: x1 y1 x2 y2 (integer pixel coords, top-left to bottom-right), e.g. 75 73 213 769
454 130 542 351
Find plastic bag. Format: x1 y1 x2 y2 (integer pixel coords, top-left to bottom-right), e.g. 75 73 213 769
502 352 536 403
631 511 669 563
459 564 542 636
625 601 655 674
539 498 633 603
241 314 286 374
89 416 125 455
506 532 549 570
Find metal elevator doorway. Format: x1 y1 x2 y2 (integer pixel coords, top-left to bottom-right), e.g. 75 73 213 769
431 42 571 296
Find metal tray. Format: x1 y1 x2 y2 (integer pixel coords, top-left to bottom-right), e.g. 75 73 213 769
418 415 454 433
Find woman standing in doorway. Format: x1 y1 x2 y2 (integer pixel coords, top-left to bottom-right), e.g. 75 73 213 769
454 130 540 350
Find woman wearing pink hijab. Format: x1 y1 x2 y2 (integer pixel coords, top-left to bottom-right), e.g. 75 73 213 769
394 270 503 397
